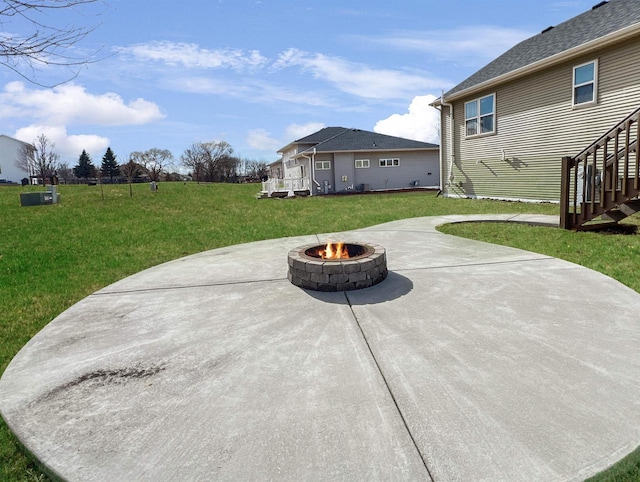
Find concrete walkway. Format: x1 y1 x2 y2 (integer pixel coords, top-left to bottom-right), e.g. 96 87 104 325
2 214 640 481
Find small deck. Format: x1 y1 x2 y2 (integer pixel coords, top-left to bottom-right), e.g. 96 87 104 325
259 177 310 198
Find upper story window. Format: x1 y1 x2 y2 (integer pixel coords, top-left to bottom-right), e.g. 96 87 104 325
465 94 495 137
315 160 331 170
573 60 598 106
379 158 399 167
355 159 370 168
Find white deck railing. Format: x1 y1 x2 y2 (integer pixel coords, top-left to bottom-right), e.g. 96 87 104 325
261 177 310 196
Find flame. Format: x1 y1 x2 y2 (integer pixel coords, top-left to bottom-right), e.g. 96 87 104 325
323 242 349 259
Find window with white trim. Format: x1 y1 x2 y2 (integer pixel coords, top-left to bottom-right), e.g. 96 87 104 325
355 159 370 168
573 60 597 106
315 160 331 170
465 93 495 137
379 158 399 167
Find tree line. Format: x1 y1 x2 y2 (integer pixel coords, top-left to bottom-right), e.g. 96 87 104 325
16 134 270 187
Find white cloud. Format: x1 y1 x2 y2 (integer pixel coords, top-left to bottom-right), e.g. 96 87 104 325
245 122 327 153
246 128 281 151
117 41 268 71
168 75 334 108
272 48 449 99
0 81 164 126
356 26 533 63
14 125 110 159
113 41 450 106
374 95 440 144
285 122 325 141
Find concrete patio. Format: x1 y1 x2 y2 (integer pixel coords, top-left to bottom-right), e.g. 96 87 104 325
2 214 640 481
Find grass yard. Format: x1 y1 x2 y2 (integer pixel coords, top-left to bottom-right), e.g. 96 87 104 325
0 182 637 481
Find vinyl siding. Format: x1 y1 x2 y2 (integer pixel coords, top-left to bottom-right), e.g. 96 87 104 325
334 153 355 192
308 150 439 194
444 38 640 201
313 155 334 193
343 150 439 191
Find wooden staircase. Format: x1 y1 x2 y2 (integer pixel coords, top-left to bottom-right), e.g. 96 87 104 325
560 107 640 230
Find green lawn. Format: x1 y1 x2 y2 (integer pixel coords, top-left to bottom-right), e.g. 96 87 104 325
0 183 637 481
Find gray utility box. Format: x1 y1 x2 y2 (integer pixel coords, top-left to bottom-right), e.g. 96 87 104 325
20 186 60 206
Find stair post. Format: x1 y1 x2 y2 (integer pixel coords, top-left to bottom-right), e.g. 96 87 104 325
560 156 572 229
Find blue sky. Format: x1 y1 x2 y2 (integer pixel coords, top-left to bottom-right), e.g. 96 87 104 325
0 0 594 167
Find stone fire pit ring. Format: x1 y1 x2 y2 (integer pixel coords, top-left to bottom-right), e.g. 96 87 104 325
287 242 387 292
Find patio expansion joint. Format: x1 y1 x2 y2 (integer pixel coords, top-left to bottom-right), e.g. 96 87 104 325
394 255 557 274
343 291 435 481
91 277 288 296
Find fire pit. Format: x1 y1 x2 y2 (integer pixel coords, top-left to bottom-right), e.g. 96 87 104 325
288 242 387 291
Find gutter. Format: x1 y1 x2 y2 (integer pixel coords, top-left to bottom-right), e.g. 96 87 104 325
439 92 455 189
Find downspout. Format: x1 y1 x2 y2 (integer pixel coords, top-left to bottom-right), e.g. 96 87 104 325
440 92 455 190
312 148 317 193
301 147 317 196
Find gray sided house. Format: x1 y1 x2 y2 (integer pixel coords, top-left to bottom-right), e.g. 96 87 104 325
263 127 439 197
433 0 640 203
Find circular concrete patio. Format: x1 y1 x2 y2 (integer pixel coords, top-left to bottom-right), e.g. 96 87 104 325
2 214 640 481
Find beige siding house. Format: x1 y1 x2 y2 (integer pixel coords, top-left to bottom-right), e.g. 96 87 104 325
433 0 640 202
262 127 439 197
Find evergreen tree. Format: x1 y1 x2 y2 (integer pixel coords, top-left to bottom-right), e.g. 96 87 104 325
100 147 120 182
73 150 96 181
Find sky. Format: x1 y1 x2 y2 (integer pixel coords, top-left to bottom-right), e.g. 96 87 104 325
0 0 597 169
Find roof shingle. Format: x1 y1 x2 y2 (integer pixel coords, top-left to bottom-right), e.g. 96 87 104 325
445 0 640 99
294 127 437 153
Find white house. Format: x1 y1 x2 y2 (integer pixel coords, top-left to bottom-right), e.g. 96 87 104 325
0 134 32 184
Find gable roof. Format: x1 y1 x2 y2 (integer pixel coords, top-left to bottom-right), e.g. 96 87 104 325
442 0 640 102
293 127 348 145
0 134 31 147
281 127 437 155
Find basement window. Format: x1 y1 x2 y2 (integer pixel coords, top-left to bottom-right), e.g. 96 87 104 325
355 159 370 168
465 93 495 137
573 60 598 106
315 160 331 170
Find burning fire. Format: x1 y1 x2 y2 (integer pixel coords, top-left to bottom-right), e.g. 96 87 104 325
323 242 349 259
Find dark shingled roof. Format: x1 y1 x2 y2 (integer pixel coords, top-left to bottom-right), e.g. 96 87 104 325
445 0 640 99
294 127 348 144
295 127 438 153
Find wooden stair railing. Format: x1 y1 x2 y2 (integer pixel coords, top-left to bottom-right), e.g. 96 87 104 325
560 106 640 230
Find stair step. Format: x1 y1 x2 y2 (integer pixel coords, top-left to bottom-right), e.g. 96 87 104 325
601 210 628 222
576 220 621 231
619 199 640 216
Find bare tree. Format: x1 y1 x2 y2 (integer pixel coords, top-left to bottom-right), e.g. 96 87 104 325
56 162 75 184
180 141 234 183
16 133 59 185
130 148 173 182
180 142 207 183
120 156 142 197
216 154 240 182
14 142 35 181
96 162 104 200
0 0 102 85
243 159 269 181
